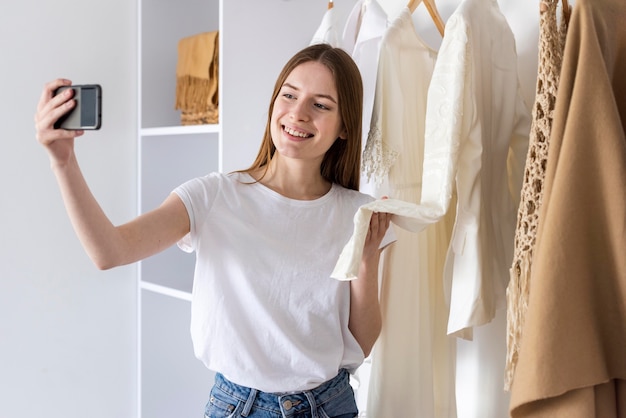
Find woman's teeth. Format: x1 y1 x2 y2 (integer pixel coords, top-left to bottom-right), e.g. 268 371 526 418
284 126 311 138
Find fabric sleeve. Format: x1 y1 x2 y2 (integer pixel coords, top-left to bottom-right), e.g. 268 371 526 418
420 14 469 217
172 173 221 253
361 30 400 186
331 199 440 280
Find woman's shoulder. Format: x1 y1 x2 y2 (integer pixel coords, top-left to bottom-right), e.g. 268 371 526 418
176 171 246 199
184 171 249 186
333 184 376 207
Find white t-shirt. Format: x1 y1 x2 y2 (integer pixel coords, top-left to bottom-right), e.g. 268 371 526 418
174 172 385 393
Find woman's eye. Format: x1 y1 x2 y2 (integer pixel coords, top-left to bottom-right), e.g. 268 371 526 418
282 93 295 99
314 103 329 110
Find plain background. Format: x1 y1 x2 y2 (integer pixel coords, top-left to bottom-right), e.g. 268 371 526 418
0 0 541 417
0 0 137 417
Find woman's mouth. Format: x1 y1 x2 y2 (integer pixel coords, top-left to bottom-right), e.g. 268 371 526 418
283 125 313 139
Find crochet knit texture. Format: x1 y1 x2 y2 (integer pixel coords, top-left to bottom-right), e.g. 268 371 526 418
505 0 569 391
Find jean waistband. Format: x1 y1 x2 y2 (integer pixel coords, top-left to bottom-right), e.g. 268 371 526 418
213 369 351 417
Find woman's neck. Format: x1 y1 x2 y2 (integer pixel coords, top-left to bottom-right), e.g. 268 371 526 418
252 157 331 200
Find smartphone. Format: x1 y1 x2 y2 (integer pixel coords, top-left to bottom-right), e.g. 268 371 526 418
53 84 102 130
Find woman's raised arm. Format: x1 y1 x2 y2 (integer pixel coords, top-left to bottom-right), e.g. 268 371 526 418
35 79 190 270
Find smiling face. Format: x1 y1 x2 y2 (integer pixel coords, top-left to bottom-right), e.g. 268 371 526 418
245 44 363 190
269 61 347 165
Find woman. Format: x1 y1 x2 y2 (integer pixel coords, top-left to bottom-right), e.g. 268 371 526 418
35 44 393 418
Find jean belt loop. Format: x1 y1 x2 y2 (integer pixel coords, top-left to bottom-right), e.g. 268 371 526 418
304 391 320 418
241 388 258 417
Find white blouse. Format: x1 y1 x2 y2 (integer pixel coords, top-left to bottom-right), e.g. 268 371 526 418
421 0 530 338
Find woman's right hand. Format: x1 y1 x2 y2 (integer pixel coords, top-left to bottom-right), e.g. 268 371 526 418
34 78 85 166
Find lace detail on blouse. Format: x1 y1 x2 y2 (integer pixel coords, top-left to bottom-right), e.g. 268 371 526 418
362 125 399 186
420 16 468 214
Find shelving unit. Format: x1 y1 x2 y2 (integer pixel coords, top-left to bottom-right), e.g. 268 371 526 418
136 1 356 417
137 0 219 416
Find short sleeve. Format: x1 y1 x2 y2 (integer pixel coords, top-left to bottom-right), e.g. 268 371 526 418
172 173 221 253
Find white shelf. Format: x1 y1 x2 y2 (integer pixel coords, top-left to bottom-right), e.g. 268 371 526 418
141 124 220 137
140 280 192 302
138 0 220 416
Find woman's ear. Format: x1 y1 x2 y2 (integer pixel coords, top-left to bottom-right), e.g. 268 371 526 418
338 127 348 140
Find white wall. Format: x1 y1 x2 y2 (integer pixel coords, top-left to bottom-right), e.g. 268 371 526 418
0 1 137 417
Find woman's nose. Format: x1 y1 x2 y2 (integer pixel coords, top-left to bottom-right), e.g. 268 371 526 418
290 101 310 121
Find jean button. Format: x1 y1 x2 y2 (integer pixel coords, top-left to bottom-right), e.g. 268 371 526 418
283 400 293 410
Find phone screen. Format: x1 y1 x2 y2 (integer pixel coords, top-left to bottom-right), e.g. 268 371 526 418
81 86 98 128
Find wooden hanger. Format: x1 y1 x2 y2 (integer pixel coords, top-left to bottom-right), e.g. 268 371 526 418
328 0 334 10
407 0 445 37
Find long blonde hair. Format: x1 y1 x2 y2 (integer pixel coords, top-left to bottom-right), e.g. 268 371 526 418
241 44 363 191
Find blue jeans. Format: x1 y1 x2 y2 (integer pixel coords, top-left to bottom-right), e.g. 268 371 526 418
204 369 358 418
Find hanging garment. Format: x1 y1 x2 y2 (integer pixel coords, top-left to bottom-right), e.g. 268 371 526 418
310 5 340 47
419 0 530 340
505 0 568 391
342 0 388 196
509 0 626 416
417 2 530 416
363 8 457 418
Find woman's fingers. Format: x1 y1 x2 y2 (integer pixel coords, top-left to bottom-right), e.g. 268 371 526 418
35 79 80 145
36 79 72 114
368 212 391 239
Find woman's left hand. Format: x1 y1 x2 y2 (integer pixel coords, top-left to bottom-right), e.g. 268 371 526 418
362 209 391 260
350 197 392 357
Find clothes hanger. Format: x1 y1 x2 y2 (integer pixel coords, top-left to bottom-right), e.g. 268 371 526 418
328 0 334 10
407 0 445 37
